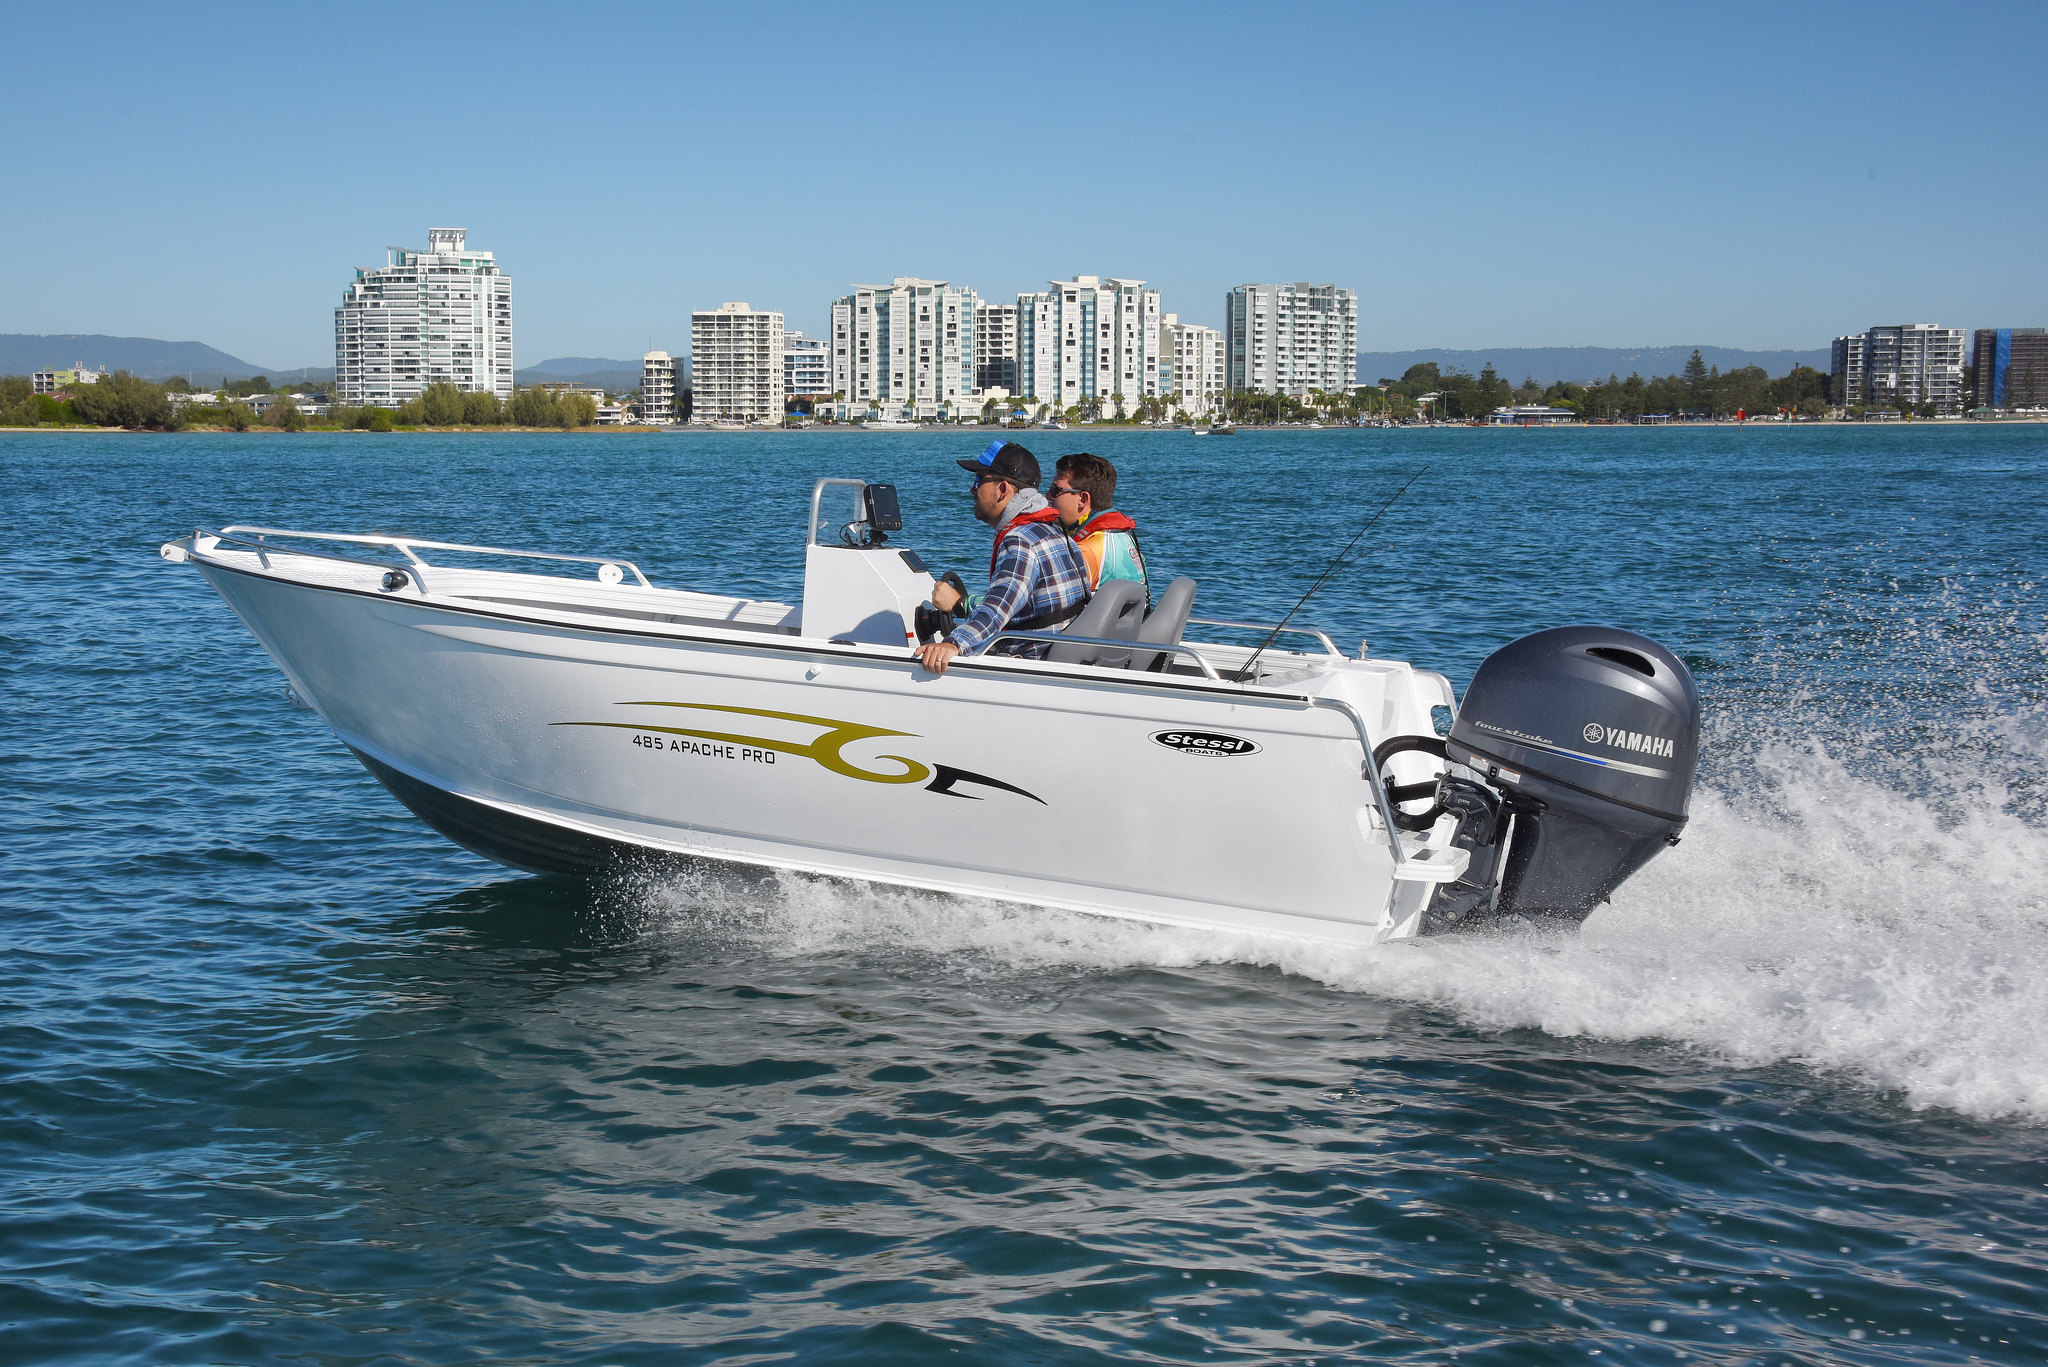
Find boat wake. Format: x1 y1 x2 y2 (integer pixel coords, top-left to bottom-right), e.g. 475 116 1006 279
628 702 2048 1123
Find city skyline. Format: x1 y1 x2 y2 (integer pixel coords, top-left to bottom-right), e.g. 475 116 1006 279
4 1 2044 369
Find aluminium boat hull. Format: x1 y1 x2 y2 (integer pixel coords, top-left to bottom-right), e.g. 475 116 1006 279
193 557 1446 945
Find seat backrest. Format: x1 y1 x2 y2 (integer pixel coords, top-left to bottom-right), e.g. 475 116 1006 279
1044 578 1147 666
1131 577 1196 671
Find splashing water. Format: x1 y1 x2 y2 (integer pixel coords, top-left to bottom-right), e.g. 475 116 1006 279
631 706 2048 1121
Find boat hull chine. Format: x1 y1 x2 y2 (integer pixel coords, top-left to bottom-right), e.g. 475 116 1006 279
349 745 665 878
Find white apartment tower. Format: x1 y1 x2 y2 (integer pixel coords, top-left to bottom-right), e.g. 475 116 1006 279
829 278 981 420
1162 314 1225 416
1225 282 1358 395
334 227 513 407
691 303 784 421
1832 324 1966 411
1014 276 1162 412
641 351 677 424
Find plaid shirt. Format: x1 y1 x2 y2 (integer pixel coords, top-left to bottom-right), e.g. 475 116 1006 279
949 519 1091 655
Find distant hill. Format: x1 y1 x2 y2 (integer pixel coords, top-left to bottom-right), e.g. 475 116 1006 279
0 333 282 382
1356 346 1830 387
514 367 644 393
520 356 647 375
516 358 662 394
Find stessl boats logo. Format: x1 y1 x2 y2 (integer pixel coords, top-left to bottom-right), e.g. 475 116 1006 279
554 702 1043 803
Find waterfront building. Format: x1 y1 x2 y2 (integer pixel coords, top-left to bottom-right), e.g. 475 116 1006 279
783 331 831 399
975 304 1019 396
1971 328 2048 409
691 302 784 422
1830 324 1966 411
1224 283 1358 396
334 227 513 408
1162 314 1225 416
32 366 107 395
641 351 678 424
1014 276 1163 413
828 279 980 421
1829 335 1866 409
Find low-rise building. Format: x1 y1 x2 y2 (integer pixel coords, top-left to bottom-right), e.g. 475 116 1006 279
32 366 107 395
692 302 784 422
1487 405 1577 425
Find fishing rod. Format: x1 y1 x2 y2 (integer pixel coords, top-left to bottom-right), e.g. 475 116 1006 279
1235 464 1430 683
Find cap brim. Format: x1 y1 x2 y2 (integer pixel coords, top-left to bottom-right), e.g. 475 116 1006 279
955 457 986 473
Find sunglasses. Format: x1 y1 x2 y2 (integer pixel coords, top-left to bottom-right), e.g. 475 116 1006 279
971 474 1005 489
1048 484 1082 499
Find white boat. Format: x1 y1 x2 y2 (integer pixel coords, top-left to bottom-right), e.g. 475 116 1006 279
862 418 921 430
162 477 1700 946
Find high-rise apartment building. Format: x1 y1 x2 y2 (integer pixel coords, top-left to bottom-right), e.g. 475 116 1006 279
1014 276 1162 412
975 304 1018 395
1162 314 1225 416
641 351 678 424
691 302 784 421
783 331 831 399
1971 328 2048 409
334 227 512 407
1831 324 1966 411
828 278 981 420
1224 283 1357 395
1829 335 1867 409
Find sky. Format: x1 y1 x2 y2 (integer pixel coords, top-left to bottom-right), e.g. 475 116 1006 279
5 0 2044 369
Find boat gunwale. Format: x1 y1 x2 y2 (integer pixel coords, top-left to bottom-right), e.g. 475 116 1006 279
183 544 1343 704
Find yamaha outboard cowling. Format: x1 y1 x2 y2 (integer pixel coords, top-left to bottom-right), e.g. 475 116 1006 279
1445 626 1700 924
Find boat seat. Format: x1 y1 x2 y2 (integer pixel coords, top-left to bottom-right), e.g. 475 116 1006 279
1131 577 1196 671
1044 579 1147 666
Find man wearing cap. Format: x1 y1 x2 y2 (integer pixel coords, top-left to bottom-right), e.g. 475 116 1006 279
915 440 1090 676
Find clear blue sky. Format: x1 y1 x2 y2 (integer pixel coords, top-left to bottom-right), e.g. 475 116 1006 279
6 0 2042 369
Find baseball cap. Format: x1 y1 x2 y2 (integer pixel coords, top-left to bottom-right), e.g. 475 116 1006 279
956 439 1039 488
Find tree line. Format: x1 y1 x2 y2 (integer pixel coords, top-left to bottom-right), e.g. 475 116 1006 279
0 374 607 430
1375 353 1833 421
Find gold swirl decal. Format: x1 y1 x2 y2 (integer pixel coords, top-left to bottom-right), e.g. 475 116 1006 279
554 702 931 785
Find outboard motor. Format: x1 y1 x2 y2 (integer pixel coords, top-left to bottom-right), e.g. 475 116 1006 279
1444 626 1700 926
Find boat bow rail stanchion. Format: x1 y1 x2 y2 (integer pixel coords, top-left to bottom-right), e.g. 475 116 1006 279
166 526 654 596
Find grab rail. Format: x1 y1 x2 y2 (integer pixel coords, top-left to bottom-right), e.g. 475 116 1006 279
1305 694 1410 865
1186 617 1344 659
212 525 652 589
197 528 443 591
975 629 1222 679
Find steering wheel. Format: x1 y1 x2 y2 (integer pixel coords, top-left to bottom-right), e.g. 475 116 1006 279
1372 734 1448 831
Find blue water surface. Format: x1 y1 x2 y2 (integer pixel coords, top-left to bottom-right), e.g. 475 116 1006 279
3 426 2046 1365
